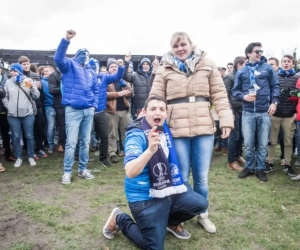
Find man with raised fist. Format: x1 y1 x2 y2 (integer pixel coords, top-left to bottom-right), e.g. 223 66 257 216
54 30 100 185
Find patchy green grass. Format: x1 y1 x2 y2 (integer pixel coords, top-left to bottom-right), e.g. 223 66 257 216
0 150 300 250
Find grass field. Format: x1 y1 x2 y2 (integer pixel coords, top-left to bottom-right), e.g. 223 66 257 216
0 150 300 250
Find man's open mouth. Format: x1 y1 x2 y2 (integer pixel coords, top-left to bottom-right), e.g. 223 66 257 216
154 118 161 124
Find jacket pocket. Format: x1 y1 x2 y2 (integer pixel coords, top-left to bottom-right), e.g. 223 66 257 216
7 101 17 116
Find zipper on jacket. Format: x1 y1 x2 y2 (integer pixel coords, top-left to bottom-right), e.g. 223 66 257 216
17 88 19 117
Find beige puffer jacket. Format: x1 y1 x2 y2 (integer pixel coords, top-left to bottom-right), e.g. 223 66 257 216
149 50 234 138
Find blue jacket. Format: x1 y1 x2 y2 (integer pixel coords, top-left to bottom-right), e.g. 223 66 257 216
41 77 53 107
124 118 151 203
95 66 125 112
232 61 280 113
54 38 99 109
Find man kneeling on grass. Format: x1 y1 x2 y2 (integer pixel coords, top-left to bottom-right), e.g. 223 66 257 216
102 95 208 250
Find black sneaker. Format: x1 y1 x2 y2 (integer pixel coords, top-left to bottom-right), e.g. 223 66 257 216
283 165 297 177
256 170 268 181
238 168 254 178
110 155 118 163
264 163 274 173
100 159 111 167
91 146 97 152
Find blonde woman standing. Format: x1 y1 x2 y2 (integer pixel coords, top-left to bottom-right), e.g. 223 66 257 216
150 32 234 233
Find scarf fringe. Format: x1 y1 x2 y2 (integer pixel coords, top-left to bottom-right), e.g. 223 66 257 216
149 186 177 198
149 184 187 198
173 184 187 194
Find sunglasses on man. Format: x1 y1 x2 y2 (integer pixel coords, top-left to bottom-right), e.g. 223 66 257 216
253 50 264 54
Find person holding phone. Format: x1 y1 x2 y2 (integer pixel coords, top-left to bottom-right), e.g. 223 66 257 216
103 95 208 250
2 63 40 168
149 32 233 234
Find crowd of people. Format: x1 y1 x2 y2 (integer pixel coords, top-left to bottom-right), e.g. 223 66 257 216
1 30 300 249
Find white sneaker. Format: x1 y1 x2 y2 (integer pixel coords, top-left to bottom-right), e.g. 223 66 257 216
28 157 36 166
14 158 23 168
291 174 300 181
78 169 95 180
198 212 217 233
62 173 71 185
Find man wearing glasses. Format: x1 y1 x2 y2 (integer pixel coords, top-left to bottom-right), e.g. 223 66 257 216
232 42 280 182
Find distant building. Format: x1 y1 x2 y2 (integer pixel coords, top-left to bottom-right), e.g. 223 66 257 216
0 49 161 71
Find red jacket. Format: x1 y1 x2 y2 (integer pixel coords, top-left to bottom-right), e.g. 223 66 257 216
295 78 300 122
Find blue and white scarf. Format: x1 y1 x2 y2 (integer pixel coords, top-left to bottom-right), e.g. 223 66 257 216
278 68 295 77
141 118 187 198
12 75 25 84
247 63 259 86
173 54 194 74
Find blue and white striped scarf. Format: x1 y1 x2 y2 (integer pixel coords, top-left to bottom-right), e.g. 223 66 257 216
278 68 295 77
247 63 259 86
12 75 25 84
172 54 194 73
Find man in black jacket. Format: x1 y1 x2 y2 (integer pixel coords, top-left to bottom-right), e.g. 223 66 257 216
266 55 300 176
224 56 246 171
18 56 48 158
123 53 157 117
0 66 16 171
48 68 66 152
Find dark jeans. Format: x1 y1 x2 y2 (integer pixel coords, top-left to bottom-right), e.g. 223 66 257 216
217 137 228 148
117 184 208 250
118 128 124 151
55 108 66 146
130 98 137 120
0 113 13 160
94 111 108 161
34 107 47 151
278 126 296 160
228 110 243 163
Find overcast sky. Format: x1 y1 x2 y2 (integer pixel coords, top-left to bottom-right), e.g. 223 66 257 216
1 0 300 67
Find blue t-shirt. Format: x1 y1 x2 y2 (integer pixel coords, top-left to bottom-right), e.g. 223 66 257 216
124 128 152 203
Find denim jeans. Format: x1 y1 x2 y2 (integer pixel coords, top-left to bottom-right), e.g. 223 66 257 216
242 111 271 171
63 106 94 174
45 106 56 149
227 110 243 163
118 184 208 250
7 115 35 159
173 135 214 200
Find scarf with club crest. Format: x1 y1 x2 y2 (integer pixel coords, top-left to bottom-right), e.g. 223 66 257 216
141 118 187 198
